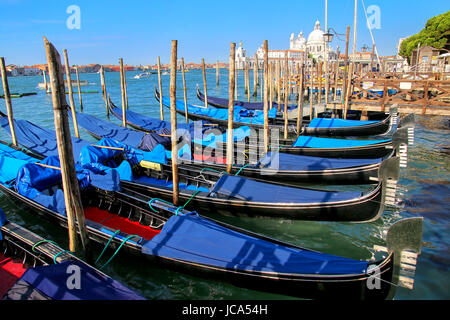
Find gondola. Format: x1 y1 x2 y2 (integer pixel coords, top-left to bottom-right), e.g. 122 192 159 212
73 112 398 185
196 86 389 121
0 112 401 185
196 85 297 111
0 137 396 222
107 97 214 134
208 123 413 160
0 208 145 300
156 87 395 137
0 145 423 299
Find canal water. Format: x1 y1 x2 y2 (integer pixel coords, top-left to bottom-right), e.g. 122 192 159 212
0 69 448 300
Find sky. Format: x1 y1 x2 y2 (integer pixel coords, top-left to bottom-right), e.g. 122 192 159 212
0 0 448 66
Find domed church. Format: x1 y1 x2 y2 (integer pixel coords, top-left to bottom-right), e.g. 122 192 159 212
290 20 336 60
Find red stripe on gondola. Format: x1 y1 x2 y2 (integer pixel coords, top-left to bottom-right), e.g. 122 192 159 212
84 207 161 240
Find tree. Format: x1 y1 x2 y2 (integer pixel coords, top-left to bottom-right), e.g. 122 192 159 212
399 11 450 63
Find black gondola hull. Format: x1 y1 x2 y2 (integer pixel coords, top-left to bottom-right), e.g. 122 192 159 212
0 184 395 300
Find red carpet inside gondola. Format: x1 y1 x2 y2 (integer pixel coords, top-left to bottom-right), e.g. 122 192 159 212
84 207 161 240
0 253 26 298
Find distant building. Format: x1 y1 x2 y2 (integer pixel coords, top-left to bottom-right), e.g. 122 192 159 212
236 20 337 70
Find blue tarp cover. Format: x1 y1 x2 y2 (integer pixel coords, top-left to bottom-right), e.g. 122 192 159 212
0 143 36 185
161 96 278 125
142 214 368 275
15 155 121 214
308 118 379 128
257 152 381 171
192 126 251 148
18 260 145 300
0 117 90 159
292 135 391 148
208 174 362 203
75 111 146 148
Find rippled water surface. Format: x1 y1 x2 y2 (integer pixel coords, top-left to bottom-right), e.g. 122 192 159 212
0 70 448 300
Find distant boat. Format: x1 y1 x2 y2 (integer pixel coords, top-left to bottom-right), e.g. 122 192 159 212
162 71 169 75
133 72 152 79
38 79 88 89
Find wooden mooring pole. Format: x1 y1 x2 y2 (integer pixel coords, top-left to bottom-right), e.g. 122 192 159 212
283 54 289 139
44 37 90 257
216 60 219 86
202 58 208 109
157 56 164 120
263 40 269 153
169 40 179 206
0 57 18 146
62 49 80 138
226 42 236 174
296 64 304 136
99 66 109 118
75 65 83 112
181 57 189 123
119 58 127 127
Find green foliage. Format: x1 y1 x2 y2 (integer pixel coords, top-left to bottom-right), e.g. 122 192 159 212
399 11 450 62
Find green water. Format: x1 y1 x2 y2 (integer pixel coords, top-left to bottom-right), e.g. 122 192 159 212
0 69 448 300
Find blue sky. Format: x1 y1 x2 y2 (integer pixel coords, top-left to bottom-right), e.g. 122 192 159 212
0 0 448 66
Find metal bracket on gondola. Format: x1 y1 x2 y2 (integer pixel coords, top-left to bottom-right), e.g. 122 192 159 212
384 179 398 206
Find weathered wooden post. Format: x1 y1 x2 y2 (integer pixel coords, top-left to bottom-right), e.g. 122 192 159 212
75 65 83 112
343 62 354 119
180 57 189 123
253 54 258 98
124 70 129 110
245 62 250 102
44 37 90 256
284 54 289 139
269 62 273 109
277 60 281 111
216 60 219 86
62 49 80 138
263 40 269 153
157 56 164 120
310 60 314 120
169 40 179 206
201 58 208 108
235 67 238 100
226 43 236 174
119 58 127 127
296 64 304 136
99 66 109 118
341 25 350 118
0 57 18 146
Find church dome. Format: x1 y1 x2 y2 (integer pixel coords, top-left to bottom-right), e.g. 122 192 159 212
307 20 325 44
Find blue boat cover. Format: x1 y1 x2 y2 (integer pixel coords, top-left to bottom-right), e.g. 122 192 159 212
192 126 251 148
257 152 381 171
0 117 90 159
308 118 379 128
142 214 368 275
18 260 145 300
110 104 209 135
208 174 362 203
198 89 296 111
292 135 391 148
74 111 146 148
0 143 36 185
161 96 278 125
15 155 121 215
